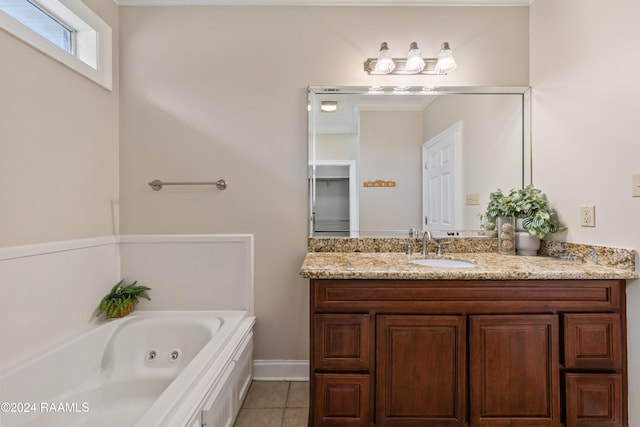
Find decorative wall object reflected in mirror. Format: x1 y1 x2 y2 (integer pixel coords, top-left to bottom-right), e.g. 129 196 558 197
308 86 531 238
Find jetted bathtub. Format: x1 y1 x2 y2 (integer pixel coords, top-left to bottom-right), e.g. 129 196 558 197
0 311 255 427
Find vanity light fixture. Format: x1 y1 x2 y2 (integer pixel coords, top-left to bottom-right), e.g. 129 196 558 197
364 41 457 75
320 100 338 112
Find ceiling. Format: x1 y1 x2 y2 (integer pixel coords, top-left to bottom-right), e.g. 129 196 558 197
116 0 533 6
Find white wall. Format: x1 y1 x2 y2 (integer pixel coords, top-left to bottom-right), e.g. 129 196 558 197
315 133 359 161
530 0 640 423
359 110 423 230
0 0 119 247
118 6 530 361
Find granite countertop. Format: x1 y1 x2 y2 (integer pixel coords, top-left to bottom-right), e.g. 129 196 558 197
300 252 639 281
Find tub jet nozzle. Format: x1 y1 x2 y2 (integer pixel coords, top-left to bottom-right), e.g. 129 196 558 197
169 349 181 362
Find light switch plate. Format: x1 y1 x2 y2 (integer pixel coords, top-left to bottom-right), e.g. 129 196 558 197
633 173 640 197
466 193 480 205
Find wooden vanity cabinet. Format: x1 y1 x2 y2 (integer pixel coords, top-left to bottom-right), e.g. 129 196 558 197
309 279 627 427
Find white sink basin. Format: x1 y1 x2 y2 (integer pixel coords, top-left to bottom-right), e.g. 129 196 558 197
410 258 477 268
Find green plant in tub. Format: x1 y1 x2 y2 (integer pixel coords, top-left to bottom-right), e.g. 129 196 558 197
97 279 151 319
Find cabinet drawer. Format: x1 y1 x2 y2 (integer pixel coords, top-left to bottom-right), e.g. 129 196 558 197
313 280 622 314
314 314 370 371
564 314 621 370
313 373 370 427
565 373 622 427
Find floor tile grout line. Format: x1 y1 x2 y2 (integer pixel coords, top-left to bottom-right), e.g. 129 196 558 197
280 381 290 427
285 380 291 409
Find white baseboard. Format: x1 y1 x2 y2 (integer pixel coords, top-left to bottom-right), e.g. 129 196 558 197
252 360 309 381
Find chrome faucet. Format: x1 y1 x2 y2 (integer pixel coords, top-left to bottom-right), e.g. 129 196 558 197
421 230 433 255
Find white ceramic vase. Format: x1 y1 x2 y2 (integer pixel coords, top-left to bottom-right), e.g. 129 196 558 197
515 218 540 256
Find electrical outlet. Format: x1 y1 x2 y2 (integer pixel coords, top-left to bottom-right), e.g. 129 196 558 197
580 206 596 227
466 193 480 205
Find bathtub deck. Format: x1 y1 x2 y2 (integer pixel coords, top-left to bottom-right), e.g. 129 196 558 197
234 381 309 427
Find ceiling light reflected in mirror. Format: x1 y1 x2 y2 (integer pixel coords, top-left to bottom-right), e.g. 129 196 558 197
320 100 338 113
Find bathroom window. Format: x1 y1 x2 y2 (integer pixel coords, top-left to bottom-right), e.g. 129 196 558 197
0 0 112 90
0 0 73 52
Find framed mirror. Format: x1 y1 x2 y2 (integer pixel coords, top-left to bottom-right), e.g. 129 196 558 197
308 86 531 238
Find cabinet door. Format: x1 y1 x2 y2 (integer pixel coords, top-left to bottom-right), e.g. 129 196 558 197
469 315 560 427
376 315 466 427
314 314 370 371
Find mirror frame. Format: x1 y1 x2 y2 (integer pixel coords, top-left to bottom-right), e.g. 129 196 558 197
308 85 532 238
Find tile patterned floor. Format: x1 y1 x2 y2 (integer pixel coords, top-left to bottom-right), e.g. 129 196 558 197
234 381 309 427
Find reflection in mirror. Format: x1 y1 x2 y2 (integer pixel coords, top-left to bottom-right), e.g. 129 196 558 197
308 86 531 238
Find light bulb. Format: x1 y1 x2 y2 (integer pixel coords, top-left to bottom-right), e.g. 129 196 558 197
434 42 457 74
405 42 425 73
374 42 395 74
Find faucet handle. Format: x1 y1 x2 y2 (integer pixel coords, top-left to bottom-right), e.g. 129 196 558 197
436 241 449 255
400 242 413 256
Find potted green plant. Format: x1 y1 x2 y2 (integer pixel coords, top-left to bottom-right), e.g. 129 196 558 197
485 188 517 220
96 279 151 319
485 185 566 239
485 185 566 256
508 185 566 239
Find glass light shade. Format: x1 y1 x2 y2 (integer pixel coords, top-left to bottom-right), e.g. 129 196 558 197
405 42 425 73
374 42 395 74
320 101 337 112
434 42 457 74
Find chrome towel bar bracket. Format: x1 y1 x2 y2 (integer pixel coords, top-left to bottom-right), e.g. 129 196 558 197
148 179 228 191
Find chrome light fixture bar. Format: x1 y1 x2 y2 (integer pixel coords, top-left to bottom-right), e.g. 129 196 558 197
364 42 457 75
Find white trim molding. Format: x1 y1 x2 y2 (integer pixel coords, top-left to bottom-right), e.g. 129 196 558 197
0 236 118 261
252 360 310 381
